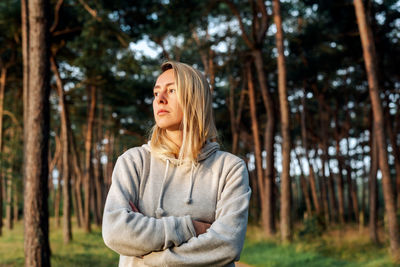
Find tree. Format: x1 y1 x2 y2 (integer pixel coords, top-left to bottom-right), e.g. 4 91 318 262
273 0 291 241
23 0 51 265
354 0 400 261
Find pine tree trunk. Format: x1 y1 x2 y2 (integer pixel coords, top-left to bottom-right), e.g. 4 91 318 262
354 0 400 261
246 63 265 220
84 85 96 233
335 133 346 224
273 0 291 241
23 0 51 264
369 125 379 244
95 97 104 225
301 92 320 215
319 158 330 224
50 56 72 243
294 151 312 217
384 111 400 209
0 66 6 236
55 170 62 228
70 128 83 227
6 171 13 229
13 180 18 223
253 49 276 236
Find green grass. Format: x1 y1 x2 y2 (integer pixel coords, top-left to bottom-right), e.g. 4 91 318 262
0 219 119 267
1 220 399 266
240 225 399 267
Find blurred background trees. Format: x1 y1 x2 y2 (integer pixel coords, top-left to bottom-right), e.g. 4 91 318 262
0 0 400 264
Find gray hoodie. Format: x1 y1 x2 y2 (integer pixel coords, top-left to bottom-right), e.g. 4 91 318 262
102 142 251 267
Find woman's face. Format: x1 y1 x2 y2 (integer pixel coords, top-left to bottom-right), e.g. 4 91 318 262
153 69 184 131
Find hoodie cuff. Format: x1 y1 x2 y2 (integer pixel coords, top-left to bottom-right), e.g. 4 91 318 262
161 215 196 250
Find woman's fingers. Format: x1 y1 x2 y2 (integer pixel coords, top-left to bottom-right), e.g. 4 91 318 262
129 200 139 212
192 220 211 236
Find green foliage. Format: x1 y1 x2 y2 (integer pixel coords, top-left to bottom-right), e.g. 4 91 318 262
298 215 326 239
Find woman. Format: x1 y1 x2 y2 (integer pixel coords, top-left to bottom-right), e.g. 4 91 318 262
102 61 251 266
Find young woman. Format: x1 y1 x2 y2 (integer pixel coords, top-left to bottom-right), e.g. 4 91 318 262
102 61 251 266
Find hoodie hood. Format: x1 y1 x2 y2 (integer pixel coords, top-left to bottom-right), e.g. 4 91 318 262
142 141 220 217
142 141 220 165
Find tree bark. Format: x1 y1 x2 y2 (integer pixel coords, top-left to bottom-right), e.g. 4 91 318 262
50 55 72 243
334 129 346 224
354 0 400 261
6 156 13 229
95 92 104 225
294 150 312 218
253 50 276 236
273 0 291 242
84 85 96 232
70 128 84 227
246 63 265 220
23 0 51 265
369 125 379 244
0 66 6 236
301 91 320 215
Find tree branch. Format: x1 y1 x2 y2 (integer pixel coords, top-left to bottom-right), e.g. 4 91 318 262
223 0 254 49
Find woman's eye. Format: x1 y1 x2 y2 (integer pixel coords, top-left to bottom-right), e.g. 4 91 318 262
169 89 176 94
154 92 159 97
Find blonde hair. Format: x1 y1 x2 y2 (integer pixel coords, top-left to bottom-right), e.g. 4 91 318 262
150 61 217 163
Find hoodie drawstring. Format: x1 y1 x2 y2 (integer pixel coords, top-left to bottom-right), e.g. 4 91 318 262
185 163 196 204
156 159 170 217
156 160 197 217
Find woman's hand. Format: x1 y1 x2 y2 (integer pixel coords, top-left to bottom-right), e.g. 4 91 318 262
129 201 140 213
192 220 211 236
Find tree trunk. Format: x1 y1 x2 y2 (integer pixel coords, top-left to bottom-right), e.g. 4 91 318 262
228 75 245 155
6 168 13 229
23 0 51 265
273 0 291 241
253 49 276 236
84 85 96 233
335 134 346 224
318 152 330 224
0 66 6 236
54 164 62 228
246 63 265 220
70 129 84 227
294 150 312 217
50 55 72 243
95 93 104 225
369 125 379 244
301 91 320 215
13 179 18 223
354 0 400 261
105 130 115 190
384 110 400 209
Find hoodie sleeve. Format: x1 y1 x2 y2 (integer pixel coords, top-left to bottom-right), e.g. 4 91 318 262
143 159 251 267
102 155 196 257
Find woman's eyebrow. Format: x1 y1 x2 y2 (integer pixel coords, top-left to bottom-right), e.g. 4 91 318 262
153 82 175 89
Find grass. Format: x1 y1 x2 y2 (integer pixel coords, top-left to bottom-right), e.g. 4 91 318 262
0 219 399 266
0 219 119 267
241 224 399 267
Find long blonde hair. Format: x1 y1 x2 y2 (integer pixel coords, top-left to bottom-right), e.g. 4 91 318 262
150 61 217 163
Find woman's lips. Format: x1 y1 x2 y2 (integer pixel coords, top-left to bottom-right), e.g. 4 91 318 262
157 109 169 115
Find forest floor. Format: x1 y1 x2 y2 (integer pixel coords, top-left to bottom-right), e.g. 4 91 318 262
0 219 398 266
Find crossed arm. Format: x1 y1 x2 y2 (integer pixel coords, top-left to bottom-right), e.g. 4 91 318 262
129 201 211 236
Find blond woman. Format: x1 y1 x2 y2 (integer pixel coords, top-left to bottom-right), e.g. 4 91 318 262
102 61 251 266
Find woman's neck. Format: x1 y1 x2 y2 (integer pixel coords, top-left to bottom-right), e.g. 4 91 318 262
166 129 183 149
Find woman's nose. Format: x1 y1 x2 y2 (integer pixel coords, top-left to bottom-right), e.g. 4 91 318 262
157 90 168 104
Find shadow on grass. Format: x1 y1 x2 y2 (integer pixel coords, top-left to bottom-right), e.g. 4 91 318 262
51 253 117 267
